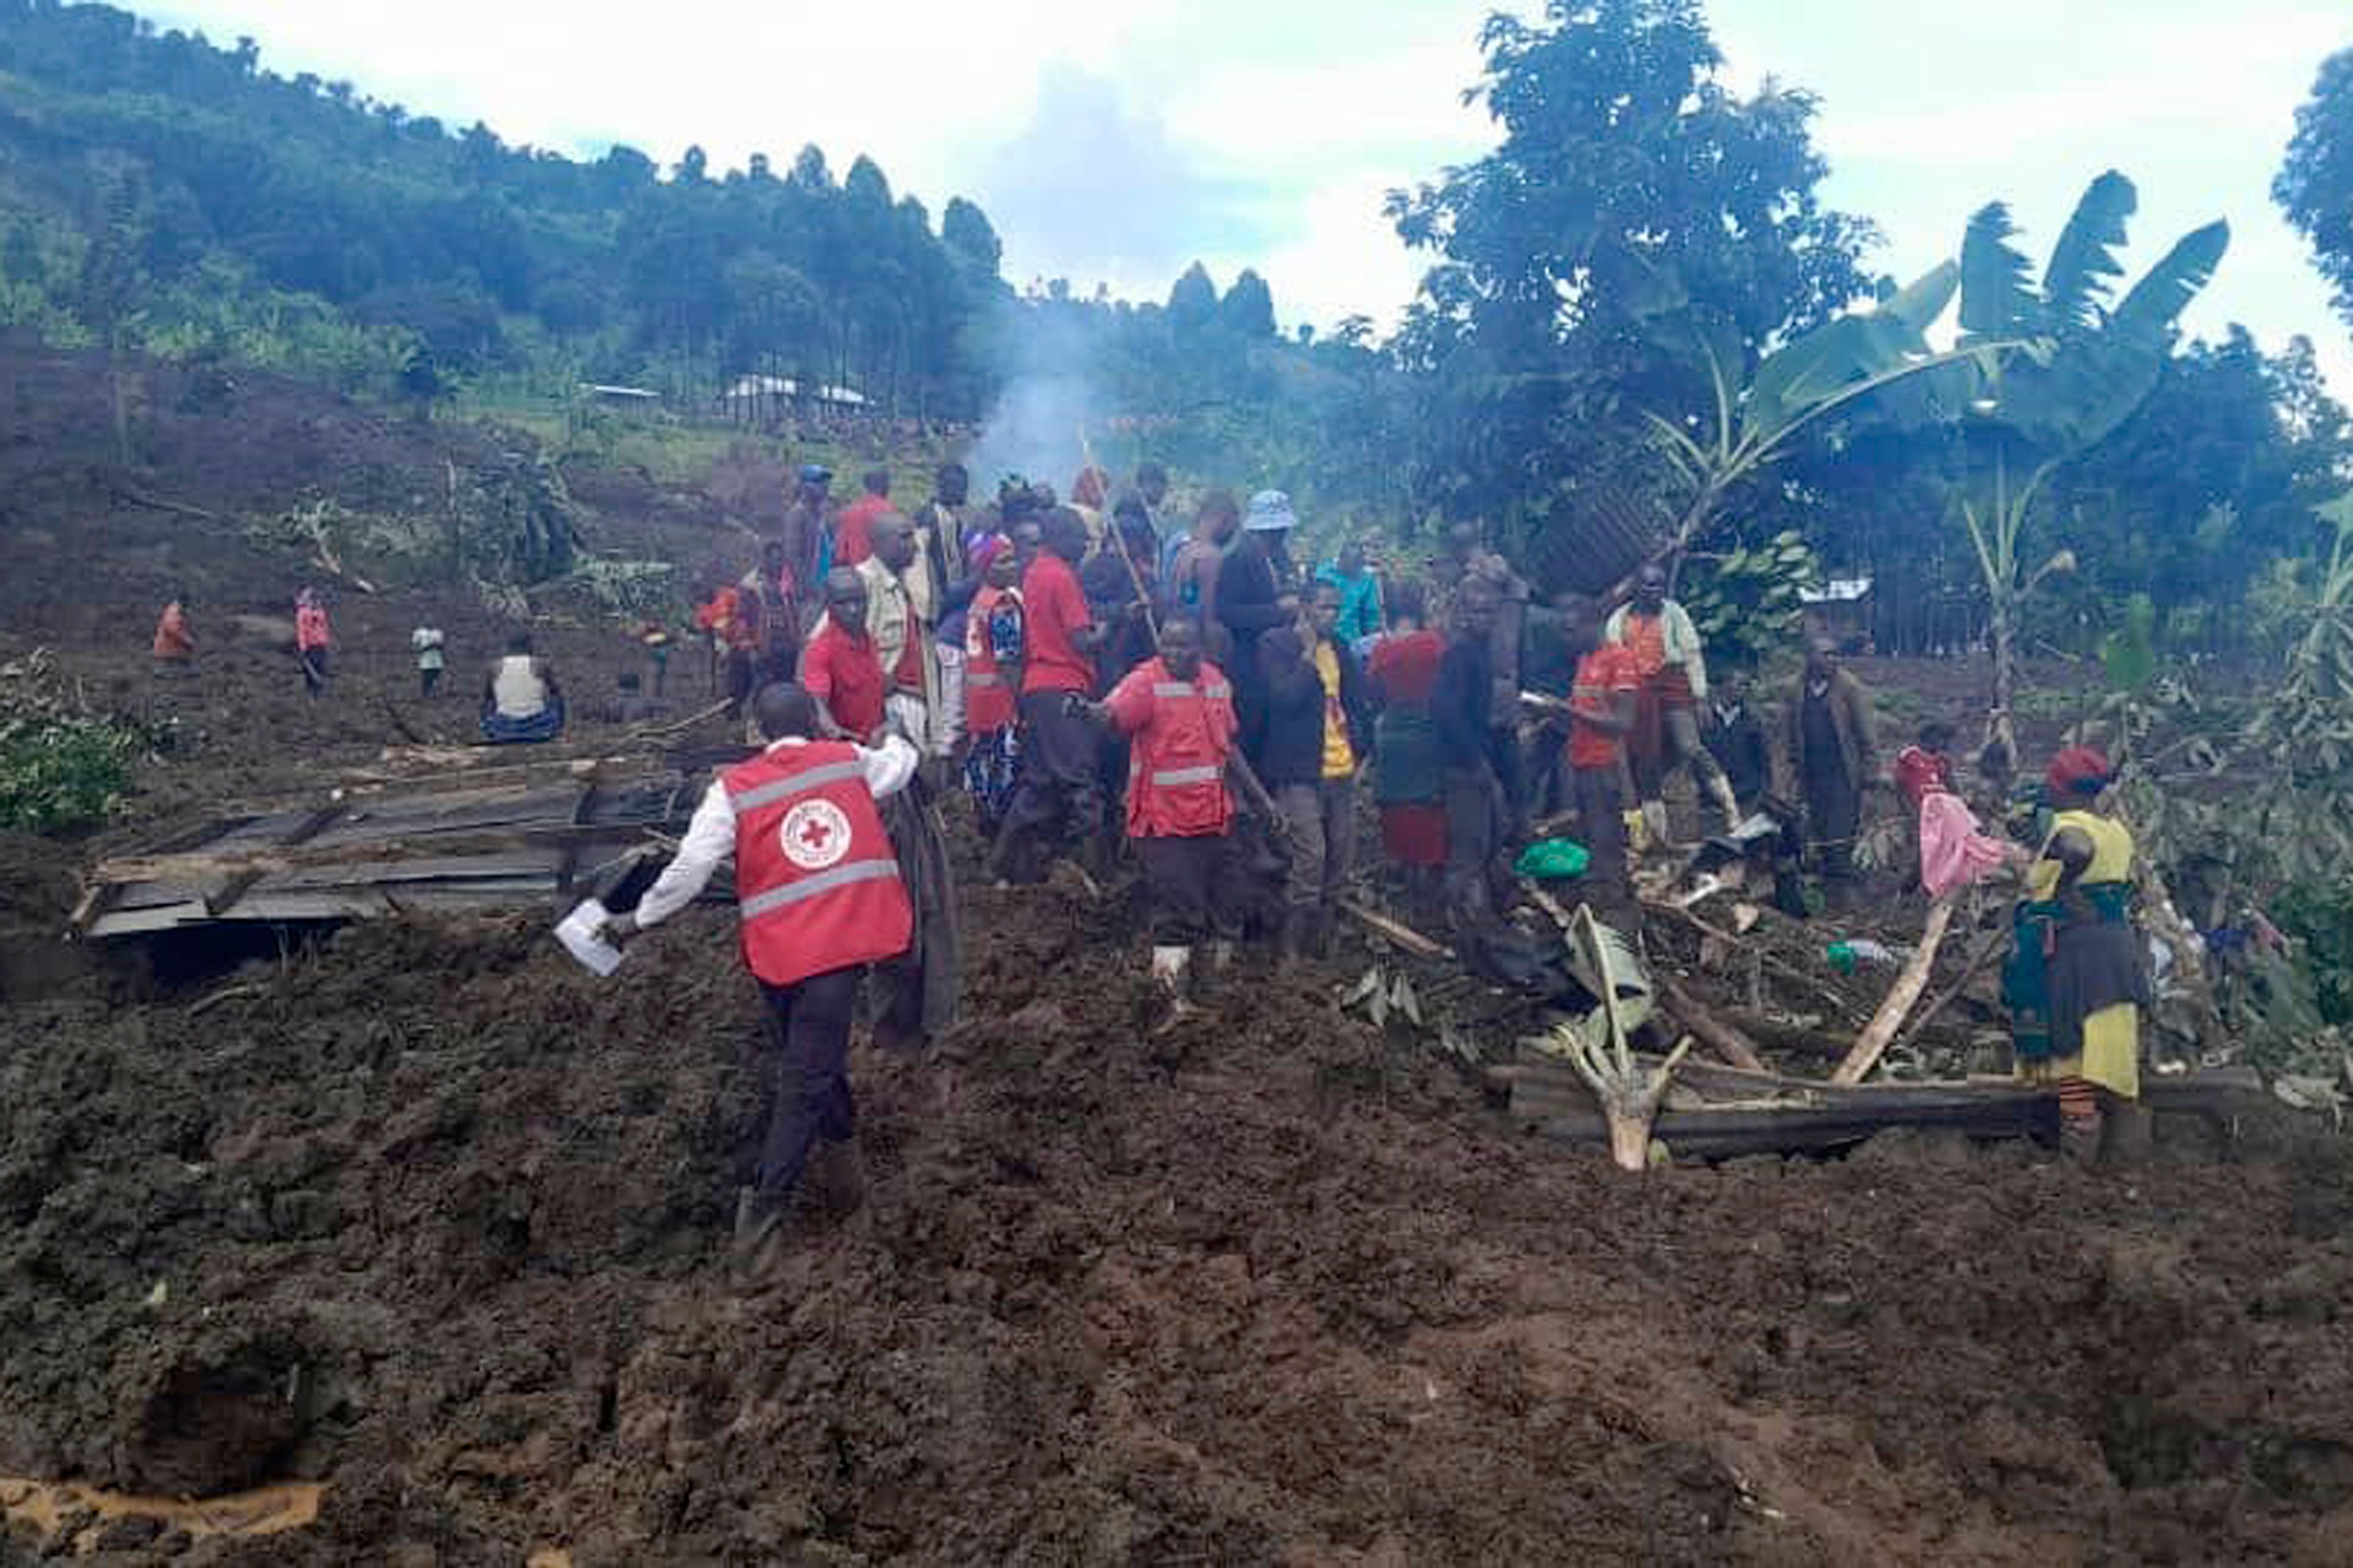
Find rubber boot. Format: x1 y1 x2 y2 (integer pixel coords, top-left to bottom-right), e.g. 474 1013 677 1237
1209 940 1236 975
730 1185 790 1284
2059 1112 2104 1168
1150 944 1197 1028
1642 798 1673 852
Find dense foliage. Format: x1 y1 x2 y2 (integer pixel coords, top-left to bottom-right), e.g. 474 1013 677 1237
0 0 1007 410
1385 0 1878 549
2278 45 2353 333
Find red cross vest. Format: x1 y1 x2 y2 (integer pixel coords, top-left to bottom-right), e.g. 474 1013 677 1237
722 741 912 988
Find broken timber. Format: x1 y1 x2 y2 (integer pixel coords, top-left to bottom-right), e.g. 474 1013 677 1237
76 750 741 939
1493 1048 2266 1161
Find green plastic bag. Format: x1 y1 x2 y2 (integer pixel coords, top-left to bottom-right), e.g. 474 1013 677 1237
1514 838 1592 881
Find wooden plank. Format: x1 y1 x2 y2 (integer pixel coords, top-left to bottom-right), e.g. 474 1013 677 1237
86 902 210 937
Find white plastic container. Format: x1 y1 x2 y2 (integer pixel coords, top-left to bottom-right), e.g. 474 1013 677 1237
554 898 624 976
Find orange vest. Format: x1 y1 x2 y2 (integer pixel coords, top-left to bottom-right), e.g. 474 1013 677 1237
722 742 912 987
964 585 1016 734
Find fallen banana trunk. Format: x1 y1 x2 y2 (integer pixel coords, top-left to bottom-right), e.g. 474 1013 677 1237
1550 898 1687 1171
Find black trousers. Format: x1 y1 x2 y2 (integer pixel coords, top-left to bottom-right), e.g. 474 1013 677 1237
998 691 1102 876
1571 764 1627 891
725 649 757 718
755 966 861 1195
1136 832 1236 944
1805 762 1861 881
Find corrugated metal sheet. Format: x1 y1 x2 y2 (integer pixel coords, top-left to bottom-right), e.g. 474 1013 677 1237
81 759 710 941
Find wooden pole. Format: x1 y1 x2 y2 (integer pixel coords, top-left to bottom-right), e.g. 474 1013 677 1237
1656 973 1770 1073
1832 895 1955 1085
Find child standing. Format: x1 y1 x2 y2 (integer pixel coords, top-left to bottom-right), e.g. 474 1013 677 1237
411 625 446 698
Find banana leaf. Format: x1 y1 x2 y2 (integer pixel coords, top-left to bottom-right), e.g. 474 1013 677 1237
2041 170 2136 333
1960 202 2041 341
1561 903 1654 1051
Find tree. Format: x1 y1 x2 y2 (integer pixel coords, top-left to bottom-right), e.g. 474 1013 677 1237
941 197 1001 279
1167 261 1217 337
1946 172 2229 763
1388 0 1876 537
2276 45 2353 330
78 156 148 466
1220 268 1275 338
2040 328 2353 652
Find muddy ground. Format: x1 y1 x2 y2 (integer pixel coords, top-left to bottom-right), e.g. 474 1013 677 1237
4 339 2352 1564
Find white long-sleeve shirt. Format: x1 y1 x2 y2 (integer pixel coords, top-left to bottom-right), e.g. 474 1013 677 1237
632 733 919 929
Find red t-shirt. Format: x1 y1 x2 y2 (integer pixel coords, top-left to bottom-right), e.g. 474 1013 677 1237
832 495 890 567
801 618 886 740
1105 657 1237 838
1020 554 1094 694
1569 645 1640 769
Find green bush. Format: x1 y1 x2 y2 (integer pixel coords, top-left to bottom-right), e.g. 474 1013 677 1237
0 714 137 834
1683 530 1820 671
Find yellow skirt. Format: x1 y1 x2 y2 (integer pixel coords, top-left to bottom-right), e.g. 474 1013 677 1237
2016 1003 2140 1100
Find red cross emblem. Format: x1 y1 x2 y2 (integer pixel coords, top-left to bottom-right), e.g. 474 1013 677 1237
779 798 854 870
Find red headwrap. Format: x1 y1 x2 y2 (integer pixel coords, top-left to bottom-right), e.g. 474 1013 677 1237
2045 745 2113 800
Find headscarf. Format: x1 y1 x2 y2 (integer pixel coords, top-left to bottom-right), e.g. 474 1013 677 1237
1071 466 1110 510
967 532 1012 575
2045 744 2113 801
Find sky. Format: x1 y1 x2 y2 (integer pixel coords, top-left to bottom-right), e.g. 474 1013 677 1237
137 0 2353 393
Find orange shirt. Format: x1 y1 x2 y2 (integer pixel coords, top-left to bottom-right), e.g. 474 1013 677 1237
833 495 890 567
1569 645 1640 769
1618 612 1668 680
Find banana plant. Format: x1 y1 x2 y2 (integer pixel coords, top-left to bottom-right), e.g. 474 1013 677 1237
1949 172 2229 768
1640 260 2004 569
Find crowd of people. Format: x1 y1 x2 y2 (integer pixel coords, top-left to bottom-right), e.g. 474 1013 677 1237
611 456 2160 1270
144 456 2158 1271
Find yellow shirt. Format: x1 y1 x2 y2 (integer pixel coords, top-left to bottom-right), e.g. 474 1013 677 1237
1316 640 1355 778
2026 809 2134 901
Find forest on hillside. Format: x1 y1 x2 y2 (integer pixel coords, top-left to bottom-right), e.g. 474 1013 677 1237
1 0 2351 668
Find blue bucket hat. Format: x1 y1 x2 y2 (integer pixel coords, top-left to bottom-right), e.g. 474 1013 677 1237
798 463 833 484
1243 489 1298 532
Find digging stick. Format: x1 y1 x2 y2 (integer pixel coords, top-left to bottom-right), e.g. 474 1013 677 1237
1655 972 1770 1073
1339 898 1450 960
626 698 733 740
1832 894 1956 1085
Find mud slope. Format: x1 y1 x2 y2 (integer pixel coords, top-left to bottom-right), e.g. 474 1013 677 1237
3 883 2350 1566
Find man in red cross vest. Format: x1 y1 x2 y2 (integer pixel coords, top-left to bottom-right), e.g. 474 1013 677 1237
1083 613 1240 1016
601 681 918 1270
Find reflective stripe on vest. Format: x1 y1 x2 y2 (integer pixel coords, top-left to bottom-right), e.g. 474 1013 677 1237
1150 765 1222 787
1151 681 1230 700
728 759 866 814
968 671 1004 688
739 857 902 920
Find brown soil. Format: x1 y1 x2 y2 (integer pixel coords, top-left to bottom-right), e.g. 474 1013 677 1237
4 340 2352 1565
